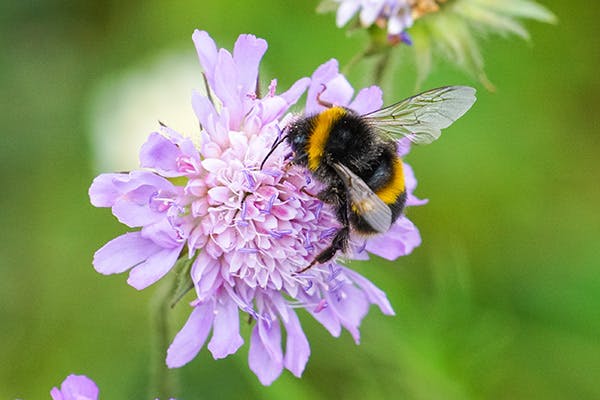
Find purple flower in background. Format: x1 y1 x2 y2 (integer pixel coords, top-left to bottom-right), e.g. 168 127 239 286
50 374 98 400
89 30 424 385
334 0 417 37
321 0 556 87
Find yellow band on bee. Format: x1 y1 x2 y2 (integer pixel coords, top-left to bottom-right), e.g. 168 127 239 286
307 107 346 171
376 158 405 205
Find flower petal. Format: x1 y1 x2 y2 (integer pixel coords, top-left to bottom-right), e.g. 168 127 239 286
318 74 354 109
366 216 421 260
214 49 243 128
192 253 224 302
139 132 183 177
403 162 428 206
283 309 310 377
201 157 227 173
359 0 385 26
279 77 311 107
207 186 232 203
388 8 413 35
89 173 127 207
305 59 339 114
254 96 288 126
192 30 218 85
336 0 361 27
343 268 395 315
397 137 412 157
90 171 174 227
233 34 267 97
111 184 166 228
248 319 283 385
192 92 219 138
54 374 99 400
127 244 184 290
140 218 185 249
92 171 170 208
93 232 163 275
302 292 342 337
258 317 283 364
167 301 215 368
208 294 244 359
326 283 369 344
348 85 383 115
50 388 64 400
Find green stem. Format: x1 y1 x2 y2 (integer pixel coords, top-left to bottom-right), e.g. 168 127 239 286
373 48 392 88
149 274 180 399
342 44 370 76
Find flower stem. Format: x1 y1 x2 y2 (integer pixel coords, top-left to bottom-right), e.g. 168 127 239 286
373 48 392 88
342 45 370 76
149 274 179 399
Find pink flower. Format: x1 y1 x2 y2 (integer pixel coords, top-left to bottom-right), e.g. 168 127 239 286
89 30 425 385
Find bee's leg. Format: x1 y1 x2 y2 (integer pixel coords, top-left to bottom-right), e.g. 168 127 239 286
283 160 295 173
316 185 344 204
297 190 350 273
301 182 341 200
300 187 317 197
296 226 350 274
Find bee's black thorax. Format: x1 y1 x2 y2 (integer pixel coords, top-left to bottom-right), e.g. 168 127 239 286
322 111 380 168
285 107 407 234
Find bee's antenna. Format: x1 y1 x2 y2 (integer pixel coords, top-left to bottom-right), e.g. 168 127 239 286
260 130 288 170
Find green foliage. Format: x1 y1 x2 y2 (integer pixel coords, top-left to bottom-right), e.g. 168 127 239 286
413 0 557 89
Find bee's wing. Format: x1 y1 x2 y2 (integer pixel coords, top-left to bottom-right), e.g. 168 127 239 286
363 86 476 144
332 163 392 233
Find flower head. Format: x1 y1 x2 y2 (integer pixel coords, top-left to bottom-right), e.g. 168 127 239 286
332 0 444 39
50 374 98 400
321 0 556 88
89 30 424 385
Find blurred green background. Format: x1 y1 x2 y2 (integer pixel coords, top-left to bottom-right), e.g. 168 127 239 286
1 1 598 398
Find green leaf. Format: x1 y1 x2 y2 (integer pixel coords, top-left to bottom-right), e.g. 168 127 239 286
426 12 495 90
458 2 531 39
473 0 558 23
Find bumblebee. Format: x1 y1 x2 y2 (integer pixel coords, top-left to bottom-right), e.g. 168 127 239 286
263 86 476 272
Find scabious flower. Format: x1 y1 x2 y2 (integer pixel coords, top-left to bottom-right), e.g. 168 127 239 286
89 30 425 385
320 0 556 88
330 0 443 41
50 374 98 400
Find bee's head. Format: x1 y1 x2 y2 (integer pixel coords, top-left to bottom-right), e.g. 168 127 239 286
285 118 310 153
